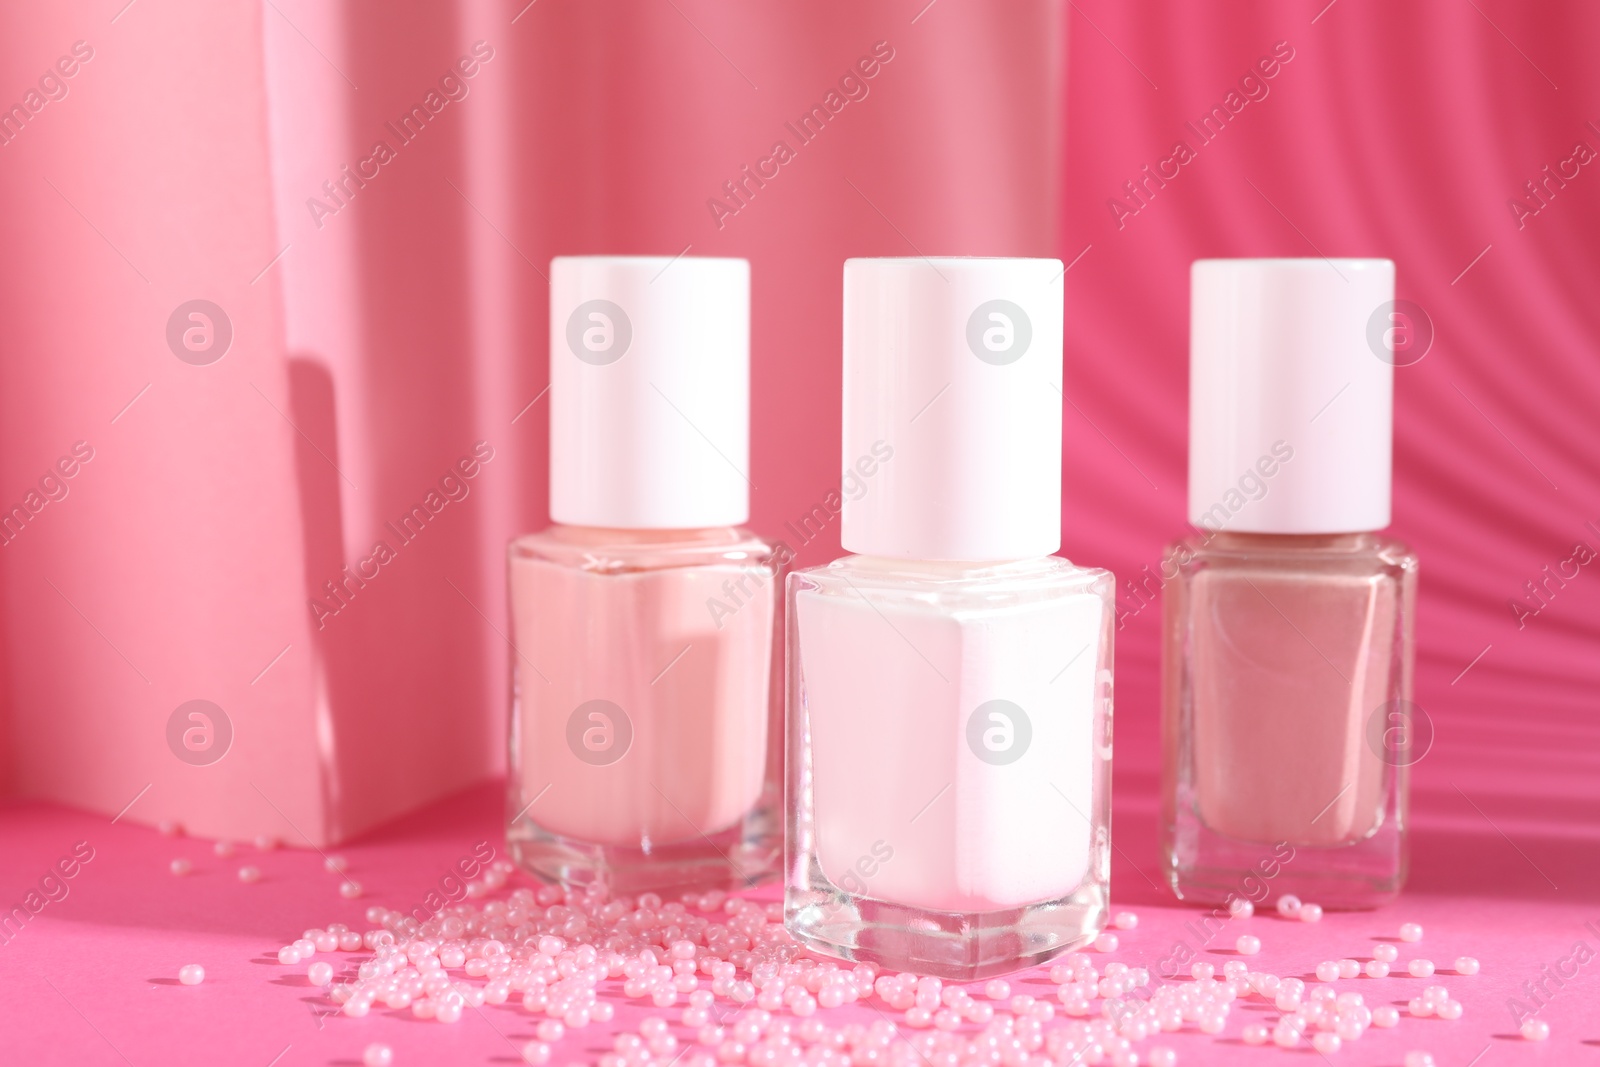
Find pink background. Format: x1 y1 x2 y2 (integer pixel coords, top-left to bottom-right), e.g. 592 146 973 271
2 0 1599 1061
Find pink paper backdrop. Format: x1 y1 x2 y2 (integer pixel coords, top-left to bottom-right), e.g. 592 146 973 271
2 0 1597 874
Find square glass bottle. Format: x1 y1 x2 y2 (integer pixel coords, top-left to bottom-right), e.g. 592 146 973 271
786 258 1114 979
1163 259 1419 908
507 256 782 893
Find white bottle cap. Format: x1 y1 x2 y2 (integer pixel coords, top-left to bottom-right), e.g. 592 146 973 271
841 257 1064 561
1189 258 1395 534
549 256 750 529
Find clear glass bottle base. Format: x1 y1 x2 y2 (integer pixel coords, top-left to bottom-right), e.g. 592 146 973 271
509 809 781 896
1165 807 1404 910
786 863 1107 981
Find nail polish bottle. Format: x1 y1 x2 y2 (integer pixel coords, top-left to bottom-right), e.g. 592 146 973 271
786 258 1114 979
508 256 782 893
1163 258 1418 908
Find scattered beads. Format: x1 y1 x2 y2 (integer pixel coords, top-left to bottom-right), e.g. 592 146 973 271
238 866 261 883
1373 943 1399 963
1399 922 1423 942
248 864 1472 1067
1364 960 1390 978
1228 898 1254 919
363 1044 393 1067
178 964 205 985
1521 1018 1550 1041
1275 894 1302 918
1299 903 1323 923
1408 958 1435 977
1454 956 1480 975
170 858 192 876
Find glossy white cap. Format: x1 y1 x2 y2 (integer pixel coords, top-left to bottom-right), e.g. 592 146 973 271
1189 258 1395 534
841 257 1064 561
549 256 750 528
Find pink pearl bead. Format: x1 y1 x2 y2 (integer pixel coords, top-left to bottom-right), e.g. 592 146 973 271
339 881 363 899
213 840 235 857
1373 943 1399 963
170 858 192 876
277 946 301 965
325 855 348 872
1229 898 1254 918
1521 1019 1549 1041
1147 1048 1176 1067
1408 959 1435 977
1275 894 1302 917
308 962 334 986
1408 997 1432 1017
1437 1000 1463 1021
1364 961 1390 978
521 1041 551 1064
1235 935 1260 955
1113 912 1138 930
1399 923 1423 942
1454 956 1480 975
1337 959 1360 979
1315 962 1340 983
1242 1023 1269 1045
1093 933 1118 952
1311 1033 1340 1054
1190 962 1214 980
362 1044 393 1067
238 866 261 883
1403 1053 1435 1067
178 964 205 985
254 834 278 851
1372 1005 1400 1028
984 979 1010 1000
1299 904 1323 923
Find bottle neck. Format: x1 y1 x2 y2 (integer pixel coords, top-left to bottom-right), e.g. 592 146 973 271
1191 530 1378 551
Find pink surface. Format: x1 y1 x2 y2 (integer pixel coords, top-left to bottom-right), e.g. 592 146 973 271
6 783 1600 1066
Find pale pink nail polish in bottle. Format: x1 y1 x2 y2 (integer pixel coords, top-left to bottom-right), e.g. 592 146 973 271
508 256 782 892
1163 258 1418 908
786 258 1114 979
